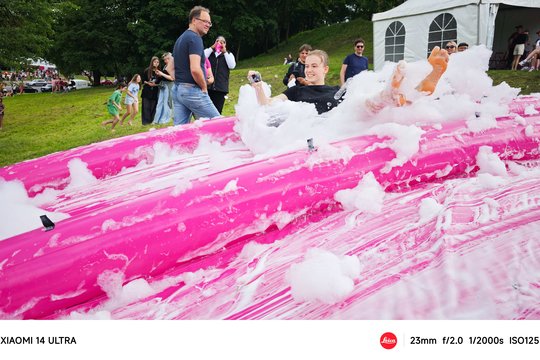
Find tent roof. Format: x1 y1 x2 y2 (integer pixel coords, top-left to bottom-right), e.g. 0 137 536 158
372 0 479 21
372 0 540 21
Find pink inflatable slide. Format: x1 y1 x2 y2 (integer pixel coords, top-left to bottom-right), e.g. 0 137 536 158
1 97 539 319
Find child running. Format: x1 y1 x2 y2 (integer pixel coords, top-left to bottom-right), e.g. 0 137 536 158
101 82 127 131
120 74 141 126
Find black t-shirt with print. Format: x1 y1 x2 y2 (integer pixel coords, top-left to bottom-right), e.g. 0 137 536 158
283 85 341 114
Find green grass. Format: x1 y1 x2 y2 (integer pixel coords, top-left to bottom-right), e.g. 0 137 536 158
0 88 152 166
488 70 540 94
2 17 540 167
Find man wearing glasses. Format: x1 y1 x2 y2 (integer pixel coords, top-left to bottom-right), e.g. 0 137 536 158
340 38 369 85
167 6 220 125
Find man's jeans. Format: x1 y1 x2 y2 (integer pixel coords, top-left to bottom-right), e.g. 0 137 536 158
172 82 220 125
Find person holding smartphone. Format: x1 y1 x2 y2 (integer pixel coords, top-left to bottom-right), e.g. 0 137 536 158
204 36 236 114
250 50 341 114
249 47 449 117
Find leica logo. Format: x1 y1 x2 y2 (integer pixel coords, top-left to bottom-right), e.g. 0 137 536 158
381 337 396 344
380 332 397 349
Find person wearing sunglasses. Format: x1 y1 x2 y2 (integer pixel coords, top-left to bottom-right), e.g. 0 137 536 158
247 46 449 122
167 6 220 125
340 38 369 85
445 41 458 55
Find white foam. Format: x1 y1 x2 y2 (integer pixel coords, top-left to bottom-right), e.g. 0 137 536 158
235 46 518 169
476 146 508 177
286 248 361 305
0 179 70 241
419 198 444 223
334 172 385 213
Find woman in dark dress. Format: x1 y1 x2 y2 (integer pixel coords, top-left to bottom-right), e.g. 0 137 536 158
141 56 160 125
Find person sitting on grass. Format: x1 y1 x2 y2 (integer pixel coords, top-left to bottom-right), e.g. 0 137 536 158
248 47 449 117
101 83 127 131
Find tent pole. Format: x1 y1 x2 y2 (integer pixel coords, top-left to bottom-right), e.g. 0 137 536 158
477 3 481 45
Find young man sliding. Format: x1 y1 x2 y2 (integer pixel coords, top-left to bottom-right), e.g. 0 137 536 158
248 47 449 116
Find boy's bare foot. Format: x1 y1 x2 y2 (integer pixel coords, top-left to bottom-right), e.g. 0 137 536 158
365 61 408 113
416 46 449 94
128 121 133 126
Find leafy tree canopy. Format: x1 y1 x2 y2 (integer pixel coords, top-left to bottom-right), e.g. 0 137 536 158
0 0 54 68
21 0 405 81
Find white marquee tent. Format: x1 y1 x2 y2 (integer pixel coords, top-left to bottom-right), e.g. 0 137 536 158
372 0 540 70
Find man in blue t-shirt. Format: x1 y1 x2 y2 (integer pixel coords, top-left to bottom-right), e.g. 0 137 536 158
167 6 220 125
340 38 369 85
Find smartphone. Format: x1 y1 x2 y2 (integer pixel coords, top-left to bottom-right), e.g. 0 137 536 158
249 73 261 83
40 215 55 231
307 138 315 152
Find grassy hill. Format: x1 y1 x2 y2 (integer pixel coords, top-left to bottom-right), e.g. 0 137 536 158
222 17 373 114
1 17 539 167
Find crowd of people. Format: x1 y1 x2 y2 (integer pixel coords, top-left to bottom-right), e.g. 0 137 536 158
1 68 60 96
103 6 237 130
3 5 537 133
95 6 540 132
1 68 58 83
507 25 540 71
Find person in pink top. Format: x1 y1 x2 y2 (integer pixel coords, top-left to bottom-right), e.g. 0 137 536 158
205 57 214 85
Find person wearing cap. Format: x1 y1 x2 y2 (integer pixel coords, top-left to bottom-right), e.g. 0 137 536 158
457 42 469 52
445 41 457 55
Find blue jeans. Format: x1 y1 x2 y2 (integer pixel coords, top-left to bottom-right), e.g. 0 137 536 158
172 83 220 125
153 83 172 124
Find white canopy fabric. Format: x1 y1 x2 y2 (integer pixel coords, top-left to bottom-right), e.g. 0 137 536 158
372 0 540 70
373 0 480 21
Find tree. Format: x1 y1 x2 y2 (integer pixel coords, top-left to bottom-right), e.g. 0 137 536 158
127 0 189 59
49 0 190 84
46 0 406 77
48 0 140 84
0 0 54 68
